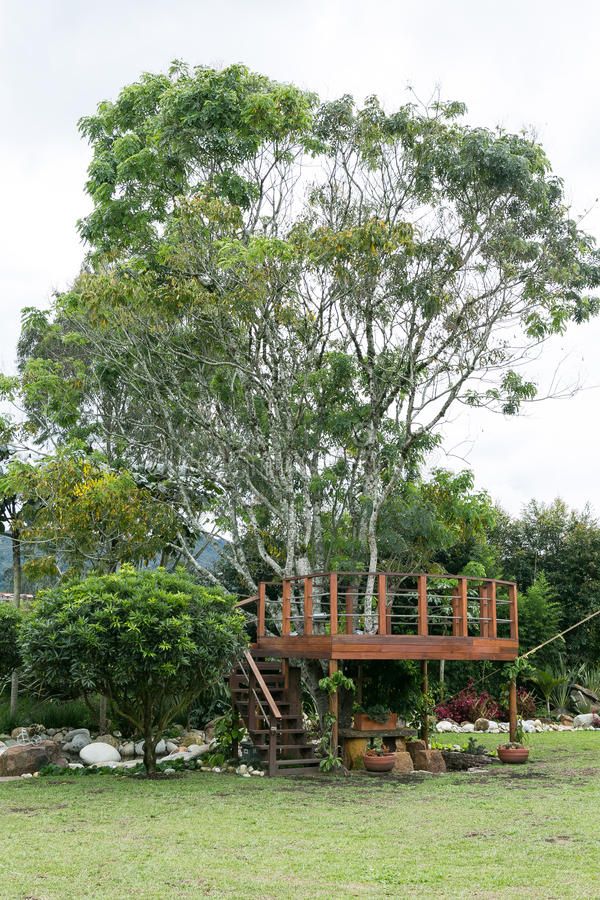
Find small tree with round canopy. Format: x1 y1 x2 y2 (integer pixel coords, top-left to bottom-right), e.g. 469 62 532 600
19 566 247 773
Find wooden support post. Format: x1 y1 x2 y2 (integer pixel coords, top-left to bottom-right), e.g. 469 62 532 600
281 658 289 691
328 659 339 755
268 717 278 777
479 584 489 638
377 574 387 636
345 586 354 635
421 660 429 748
329 572 338 636
417 574 428 636
509 583 519 642
304 577 313 635
282 579 291 636
258 582 266 638
459 577 468 637
509 679 518 743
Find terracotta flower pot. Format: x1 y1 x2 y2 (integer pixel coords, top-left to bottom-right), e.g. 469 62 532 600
354 712 398 732
363 752 396 773
497 745 529 764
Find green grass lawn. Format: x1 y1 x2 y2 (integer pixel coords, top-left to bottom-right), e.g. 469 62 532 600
0 731 599 899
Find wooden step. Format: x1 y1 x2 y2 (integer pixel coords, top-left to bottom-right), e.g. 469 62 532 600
276 757 320 767
253 743 316 752
250 728 306 735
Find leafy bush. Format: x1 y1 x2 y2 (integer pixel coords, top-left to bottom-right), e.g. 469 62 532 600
0 602 22 681
0 696 97 733
516 687 537 718
435 679 504 723
19 566 247 773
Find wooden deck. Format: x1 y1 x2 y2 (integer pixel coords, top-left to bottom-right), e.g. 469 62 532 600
240 571 519 662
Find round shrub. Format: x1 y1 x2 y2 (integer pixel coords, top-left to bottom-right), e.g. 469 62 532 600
19 566 247 772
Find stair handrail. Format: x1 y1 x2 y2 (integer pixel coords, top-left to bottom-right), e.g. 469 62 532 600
241 650 283 721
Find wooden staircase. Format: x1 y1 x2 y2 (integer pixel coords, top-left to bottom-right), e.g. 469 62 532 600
229 651 320 776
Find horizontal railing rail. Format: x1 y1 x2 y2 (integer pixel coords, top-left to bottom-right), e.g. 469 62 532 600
238 572 518 644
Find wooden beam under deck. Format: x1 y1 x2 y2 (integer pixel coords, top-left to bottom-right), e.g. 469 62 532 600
255 634 519 662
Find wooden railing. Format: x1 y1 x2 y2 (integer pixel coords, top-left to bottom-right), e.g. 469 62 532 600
241 572 518 643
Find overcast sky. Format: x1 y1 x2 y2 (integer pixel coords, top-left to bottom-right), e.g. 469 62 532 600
2 0 600 515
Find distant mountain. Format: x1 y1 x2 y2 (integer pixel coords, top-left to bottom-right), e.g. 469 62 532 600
0 536 11 591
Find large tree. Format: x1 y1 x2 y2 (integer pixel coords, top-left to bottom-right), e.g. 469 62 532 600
12 64 600 621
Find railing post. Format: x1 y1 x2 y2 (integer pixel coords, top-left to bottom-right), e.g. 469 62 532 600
268 716 278 777
345 585 354 635
417 575 428 636
451 585 460 636
258 582 266 638
282 579 291 636
489 581 497 638
329 573 338 636
304 577 313 635
479 584 489 638
459 577 468 637
509 583 519 642
377 574 387 636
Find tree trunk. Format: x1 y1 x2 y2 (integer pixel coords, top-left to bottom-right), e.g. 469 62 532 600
142 708 156 775
10 529 21 717
98 695 108 733
439 659 446 699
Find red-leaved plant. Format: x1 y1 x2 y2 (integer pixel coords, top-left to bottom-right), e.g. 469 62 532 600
435 679 504 724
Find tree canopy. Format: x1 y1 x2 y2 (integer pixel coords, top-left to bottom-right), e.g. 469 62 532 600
6 62 600 612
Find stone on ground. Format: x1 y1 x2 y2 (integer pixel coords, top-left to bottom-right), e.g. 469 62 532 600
412 748 446 774
80 742 121 764
573 713 595 728
0 741 62 776
406 739 427 762
180 731 206 748
94 734 120 749
474 718 489 731
392 751 414 774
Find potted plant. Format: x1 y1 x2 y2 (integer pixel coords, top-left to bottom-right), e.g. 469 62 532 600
497 722 529 764
363 739 396 773
353 704 398 731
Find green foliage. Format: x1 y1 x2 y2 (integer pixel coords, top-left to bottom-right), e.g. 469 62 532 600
517 574 562 664
529 667 568 715
0 603 21 680
355 702 392 723
212 709 246 757
0 696 97 734
1 446 178 581
318 671 355 695
78 63 316 259
19 566 247 772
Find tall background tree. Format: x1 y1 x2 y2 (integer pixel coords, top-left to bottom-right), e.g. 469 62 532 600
6 62 600 630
